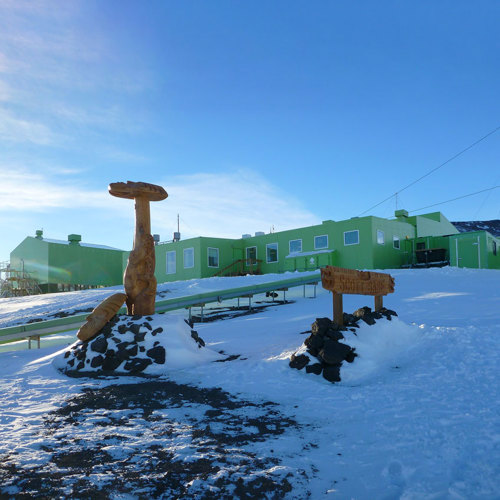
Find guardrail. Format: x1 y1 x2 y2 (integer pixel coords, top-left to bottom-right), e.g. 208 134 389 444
0 273 321 348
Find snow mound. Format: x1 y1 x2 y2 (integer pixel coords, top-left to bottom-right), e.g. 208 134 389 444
52 315 223 376
339 316 422 384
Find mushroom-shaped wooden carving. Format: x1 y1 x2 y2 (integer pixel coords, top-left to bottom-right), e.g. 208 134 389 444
109 181 168 316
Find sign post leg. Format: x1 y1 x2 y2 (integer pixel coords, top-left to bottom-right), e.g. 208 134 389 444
374 295 383 312
333 292 344 326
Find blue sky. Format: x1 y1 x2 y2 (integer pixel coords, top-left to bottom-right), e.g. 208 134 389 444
0 0 498 260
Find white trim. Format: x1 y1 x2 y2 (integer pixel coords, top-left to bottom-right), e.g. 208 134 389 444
343 230 359 246
377 229 385 245
393 236 400 250
183 247 194 268
266 242 278 263
207 247 219 268
166 250 176 274
314 234 328 250
289 239 302 254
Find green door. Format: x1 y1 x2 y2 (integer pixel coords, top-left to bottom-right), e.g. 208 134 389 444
457 238 479 268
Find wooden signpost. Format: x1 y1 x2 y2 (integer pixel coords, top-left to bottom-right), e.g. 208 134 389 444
320 266 395 326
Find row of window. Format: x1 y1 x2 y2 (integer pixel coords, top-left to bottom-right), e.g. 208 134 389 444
165 230 402 274
166 247 220 274
376 229 401 249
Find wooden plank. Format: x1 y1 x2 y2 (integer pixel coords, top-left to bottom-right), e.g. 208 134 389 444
374 295 383 311
333 292 343 326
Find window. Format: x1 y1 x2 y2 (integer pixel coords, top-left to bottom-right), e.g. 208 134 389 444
166 251 176 274
207 247 219 268
266 243 278 263
289 239 302 253
493 241 497 256
246 246 257 266
377 230 385 245
183 247 194 268
416 242 425 250
393 236 400 250
314 235 328 250
344 230 359 246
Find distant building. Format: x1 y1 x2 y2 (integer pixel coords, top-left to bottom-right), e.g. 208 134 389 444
7 211 500 294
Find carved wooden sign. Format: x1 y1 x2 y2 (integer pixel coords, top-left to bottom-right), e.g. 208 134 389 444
320 266 395 326
321 266 395 296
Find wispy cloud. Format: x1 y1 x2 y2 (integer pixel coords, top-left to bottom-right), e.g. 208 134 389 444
0 107 56 145
0 166 109 211
152 170 320 240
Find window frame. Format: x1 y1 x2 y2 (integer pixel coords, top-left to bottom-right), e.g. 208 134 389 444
289 239 302 254
266 242 278 263
343 230 359 246
245 246 257 266
183 247 194 269
166 250 176 274
207 247 219 268
377 229 385 245
393 236 400 250
314 234 328 250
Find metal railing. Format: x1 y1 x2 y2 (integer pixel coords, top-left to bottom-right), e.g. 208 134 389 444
0 272 321 348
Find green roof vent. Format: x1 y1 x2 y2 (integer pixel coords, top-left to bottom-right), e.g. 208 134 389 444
68 234 82 244
395 209 409 218
35 229 43 239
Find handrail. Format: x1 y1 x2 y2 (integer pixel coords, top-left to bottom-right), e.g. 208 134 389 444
0 272 320 345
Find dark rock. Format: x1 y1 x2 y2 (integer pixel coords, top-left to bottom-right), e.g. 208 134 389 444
132 315 142 321
146 346 166 364
124 357 152 373
305 333 325 351
76 361 85 370
100 323 113 336
345 350 357 363
191 330 199 341
289 353 310 370
139 346 145 352
67 358 75 367
197 337 205 347
90 355 104 368
129 324 141 335
324 328 344 341
153 341 160 347
305 363 323 375
146 316 153 321
184 318 194 328
76 350 86 361
90 336 108 354
311 317 333 335
343 313 357 326
64 351 70 359
134 331 146 343
143 322 152 331
117 342 138 358
319 340 352 365
323 365 341 383
353 306 371 318
102 355 122 371
151 327 163 336
360 315 376 326
117 324 128 335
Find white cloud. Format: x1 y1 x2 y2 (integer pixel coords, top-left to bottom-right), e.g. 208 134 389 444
0 167 110 211
151 170 321 240
0 108 56 145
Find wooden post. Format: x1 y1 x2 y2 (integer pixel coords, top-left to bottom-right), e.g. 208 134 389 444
374 295 383 311
333 292 344 326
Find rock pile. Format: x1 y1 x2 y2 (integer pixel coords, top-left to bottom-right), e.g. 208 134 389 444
289 306 397 383
54 315 208 376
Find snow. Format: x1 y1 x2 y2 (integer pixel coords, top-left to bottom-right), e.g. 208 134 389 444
0 267 499 498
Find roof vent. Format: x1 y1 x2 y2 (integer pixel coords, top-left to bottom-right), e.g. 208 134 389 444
153 234 160 245
395 209 409 218
68 234 81 244
35 229 43 239
255 231 265 237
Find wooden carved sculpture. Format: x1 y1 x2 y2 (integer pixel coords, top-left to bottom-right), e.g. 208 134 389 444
77 293 127 341
109 181 168 315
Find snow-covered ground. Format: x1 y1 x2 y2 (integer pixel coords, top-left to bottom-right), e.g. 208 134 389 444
0 267 499 498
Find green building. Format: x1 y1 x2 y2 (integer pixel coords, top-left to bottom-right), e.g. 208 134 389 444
9 230 125 293
7 211 499 295
153 210 500 283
